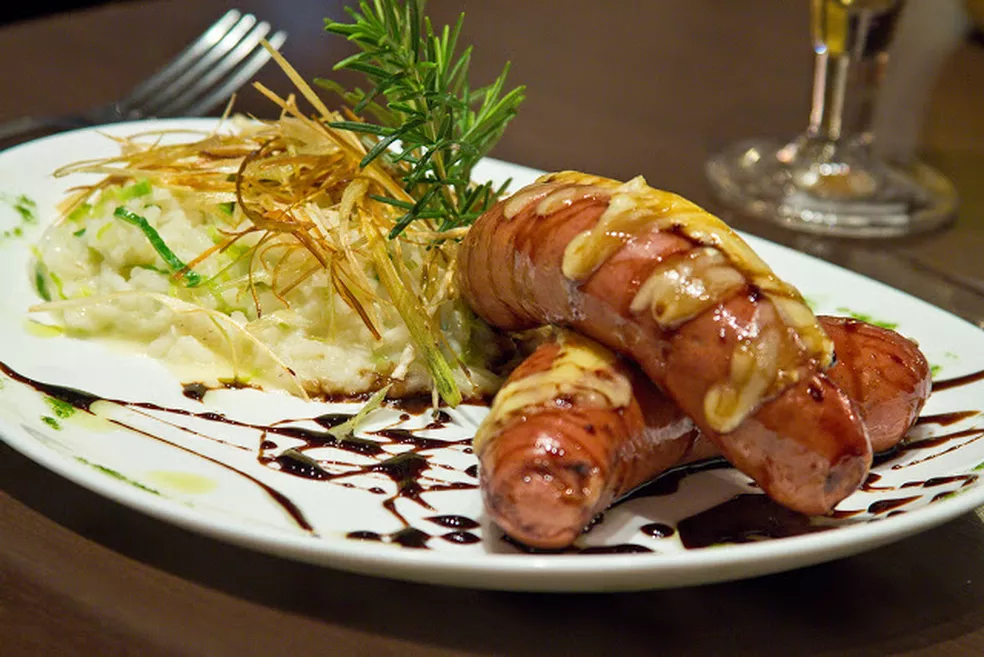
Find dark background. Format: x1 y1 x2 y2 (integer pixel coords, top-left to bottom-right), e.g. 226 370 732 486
1 1 119 25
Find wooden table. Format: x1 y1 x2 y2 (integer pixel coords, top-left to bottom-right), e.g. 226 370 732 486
1 1 983 654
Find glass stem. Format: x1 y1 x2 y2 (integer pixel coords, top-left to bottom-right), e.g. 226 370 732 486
806 4 904 147
807 49 852 142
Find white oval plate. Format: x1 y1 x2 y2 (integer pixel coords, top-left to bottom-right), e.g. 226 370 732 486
0 119 982 592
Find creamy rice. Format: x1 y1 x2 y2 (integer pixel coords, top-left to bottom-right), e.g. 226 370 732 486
33 178 510 399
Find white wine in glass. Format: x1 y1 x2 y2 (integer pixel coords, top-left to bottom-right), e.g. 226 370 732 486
705 0 957 237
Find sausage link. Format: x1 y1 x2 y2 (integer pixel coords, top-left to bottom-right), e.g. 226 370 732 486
479 318 931 548
822 316 931 452
475 332 696 549
676 318 932 460
460 173 871 514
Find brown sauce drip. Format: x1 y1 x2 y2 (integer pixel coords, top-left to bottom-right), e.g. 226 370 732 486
263 424 383 456
0 363 103 411
7 355 980 556
180 379 260 401
259 422 476 540
345 527 431 548
872 445 902 466
865 473 979 492
181 382 208 402
432 409 454 424
313 413 355 429
868 496 920 514
861 472 892 491
426 514 480 530
442 531 481 544
579 544 652 554
676 494 830 548
640 522 675 539
423 409 455 431
932 369 984 392
620 458 733 501
346 530 381 541
385 395 436 415
916 410 980 427
104 417 315 531
833 474 976 517
373 428 469 451
501 534 652 554
0 360 475 545
889 428 984 470
924 474 979 488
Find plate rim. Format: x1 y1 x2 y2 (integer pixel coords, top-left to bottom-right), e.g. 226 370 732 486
0 118 982 592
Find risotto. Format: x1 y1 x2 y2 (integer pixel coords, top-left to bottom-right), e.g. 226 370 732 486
30 119 516 401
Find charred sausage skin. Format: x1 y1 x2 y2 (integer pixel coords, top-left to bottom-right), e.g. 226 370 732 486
478 319 931 548
460 172 871 515
822 316 931 452
475 332 697 549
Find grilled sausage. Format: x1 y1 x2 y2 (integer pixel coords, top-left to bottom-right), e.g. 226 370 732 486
461 171 871 515
478 318 930 548
822 316 931 452
475 331 697 549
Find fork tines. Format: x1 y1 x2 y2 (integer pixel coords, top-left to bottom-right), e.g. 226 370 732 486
118 9 287 120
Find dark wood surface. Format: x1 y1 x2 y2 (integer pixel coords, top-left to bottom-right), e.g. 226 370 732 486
1 1 983 655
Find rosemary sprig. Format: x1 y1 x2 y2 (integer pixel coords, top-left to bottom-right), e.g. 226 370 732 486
321 0 525 238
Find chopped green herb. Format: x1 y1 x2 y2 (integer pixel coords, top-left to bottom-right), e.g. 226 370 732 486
1 194 38 241
218 201 235 216
67 202 93 222
0 193 38 241
326 384 391 439
95 221 113 239
930 364 942 378
75 457 160 495
48 270 65 299
41 416 61 430
835 307 898 331
113 207 202 287
119 179 152 200
33 262 51 301
14 194 37 223
44 396 76 419
73 228 87 238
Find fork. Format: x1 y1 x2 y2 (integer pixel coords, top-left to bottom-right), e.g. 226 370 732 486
0 9 287 143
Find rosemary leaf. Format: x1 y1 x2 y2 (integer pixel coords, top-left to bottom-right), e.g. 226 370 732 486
324 0 525 237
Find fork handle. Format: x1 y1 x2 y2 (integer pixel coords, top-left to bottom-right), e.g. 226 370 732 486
0 114 90 145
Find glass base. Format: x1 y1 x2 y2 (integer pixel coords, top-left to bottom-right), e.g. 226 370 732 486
705 138 958 238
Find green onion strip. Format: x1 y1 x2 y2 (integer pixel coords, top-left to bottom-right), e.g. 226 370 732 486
113 207 202 287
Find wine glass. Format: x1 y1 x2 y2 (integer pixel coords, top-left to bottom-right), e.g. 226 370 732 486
705 0 958 237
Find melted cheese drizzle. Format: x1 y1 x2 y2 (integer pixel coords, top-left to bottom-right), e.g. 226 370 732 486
629 247 746 328
517 171 832 433
473 332 632 452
